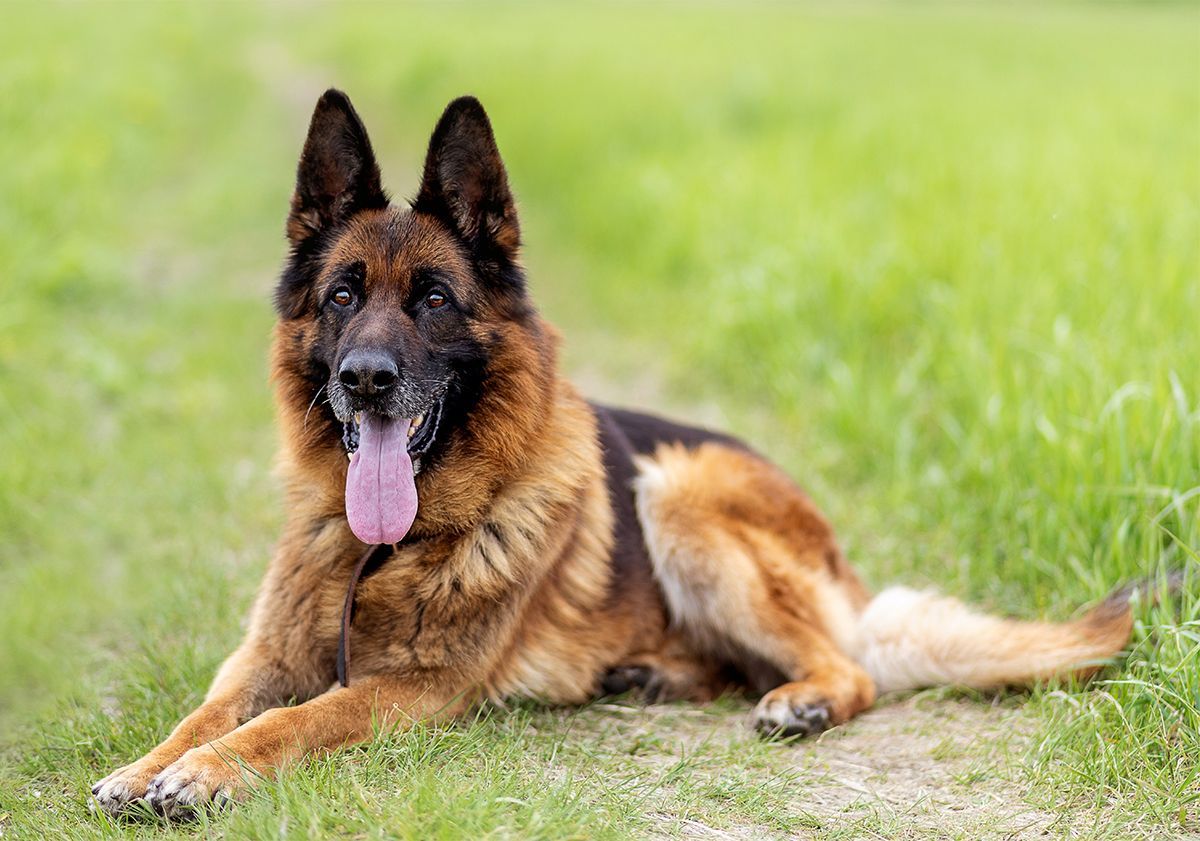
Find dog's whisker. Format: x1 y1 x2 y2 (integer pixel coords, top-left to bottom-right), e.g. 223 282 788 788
303 384 327 432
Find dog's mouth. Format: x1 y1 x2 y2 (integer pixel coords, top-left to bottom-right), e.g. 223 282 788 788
341 400 444 546
342 399 443 461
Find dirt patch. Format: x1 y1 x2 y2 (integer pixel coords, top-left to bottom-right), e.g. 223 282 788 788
775 695 1051 840
559 694 1161 841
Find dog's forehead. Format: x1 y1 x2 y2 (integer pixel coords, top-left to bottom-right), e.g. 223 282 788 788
323 208 470 290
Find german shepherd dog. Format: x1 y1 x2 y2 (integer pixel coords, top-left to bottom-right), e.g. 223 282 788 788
93 91 1142 817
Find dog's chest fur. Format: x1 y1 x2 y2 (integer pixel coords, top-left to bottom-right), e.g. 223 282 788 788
283 386 666 704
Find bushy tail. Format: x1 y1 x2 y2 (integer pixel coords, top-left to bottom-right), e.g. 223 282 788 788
854 572 1184 694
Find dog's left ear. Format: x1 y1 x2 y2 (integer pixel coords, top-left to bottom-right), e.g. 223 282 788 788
413 97 520 264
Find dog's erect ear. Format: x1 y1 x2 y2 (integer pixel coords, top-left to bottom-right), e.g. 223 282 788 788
287 89 388 245
413 97 520 263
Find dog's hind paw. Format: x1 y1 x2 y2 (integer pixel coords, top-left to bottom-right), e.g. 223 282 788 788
752 689 833 740
600 665 655 696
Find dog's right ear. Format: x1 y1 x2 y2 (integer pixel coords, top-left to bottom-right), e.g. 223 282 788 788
287 89 388 245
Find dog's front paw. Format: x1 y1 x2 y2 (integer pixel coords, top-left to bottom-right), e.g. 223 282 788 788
143 746 247 819
752 687 833 739
91 759 162 815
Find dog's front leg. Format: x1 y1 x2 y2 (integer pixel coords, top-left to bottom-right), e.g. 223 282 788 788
91 640 306 814
140 674 466 817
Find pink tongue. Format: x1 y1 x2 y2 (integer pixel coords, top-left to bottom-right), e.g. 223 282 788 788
345 414 419 544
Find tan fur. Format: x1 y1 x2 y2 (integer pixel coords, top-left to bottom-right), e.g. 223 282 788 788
93 314 674 813
633 442 876 727
92 308 1138 815
855 586 1134 693
92 93 1141 817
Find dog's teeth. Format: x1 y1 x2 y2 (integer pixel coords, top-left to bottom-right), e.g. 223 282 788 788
354 412 362 424
413 415 423 428
407 427 415 439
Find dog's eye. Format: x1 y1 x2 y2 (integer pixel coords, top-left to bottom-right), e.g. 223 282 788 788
331 287 353 307
425 290 447 309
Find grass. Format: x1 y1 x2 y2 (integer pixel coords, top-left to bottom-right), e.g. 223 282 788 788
0 1 1197 838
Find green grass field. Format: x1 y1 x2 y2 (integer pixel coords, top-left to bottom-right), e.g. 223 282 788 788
1 2 1197 838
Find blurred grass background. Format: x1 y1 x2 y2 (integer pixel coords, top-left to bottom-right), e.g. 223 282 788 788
0 1 1197 838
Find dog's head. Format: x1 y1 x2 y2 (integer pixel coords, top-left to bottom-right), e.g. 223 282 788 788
274 91 549 543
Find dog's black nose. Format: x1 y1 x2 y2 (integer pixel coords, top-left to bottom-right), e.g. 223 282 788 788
338 349 399 397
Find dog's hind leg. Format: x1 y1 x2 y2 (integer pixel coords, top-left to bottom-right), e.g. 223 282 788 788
633 442 875 736
601 631 734 703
